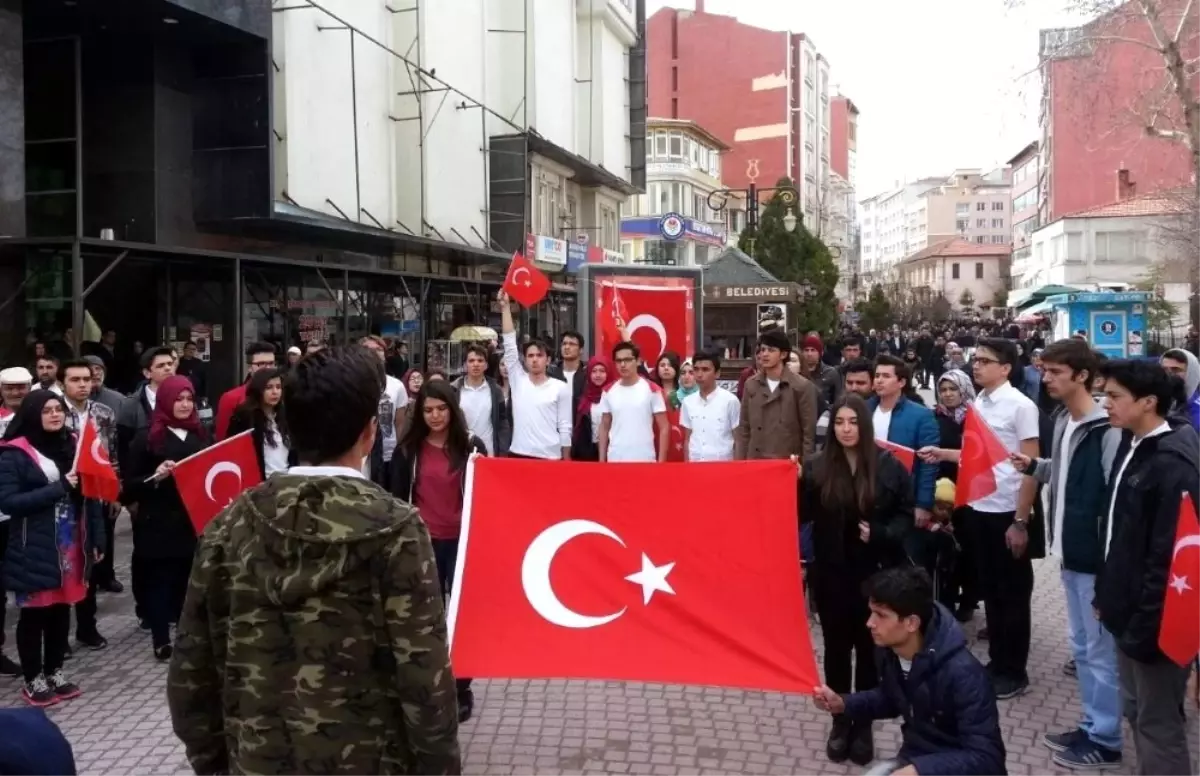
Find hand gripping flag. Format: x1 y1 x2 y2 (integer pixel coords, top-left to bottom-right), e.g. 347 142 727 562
449 458 820 693
1160 492 1200 666
503 252 550 308
172 430 262 535
954 405 1010 508
75 417 120 503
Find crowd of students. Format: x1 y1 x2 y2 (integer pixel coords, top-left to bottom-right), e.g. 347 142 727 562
0 308 1197 775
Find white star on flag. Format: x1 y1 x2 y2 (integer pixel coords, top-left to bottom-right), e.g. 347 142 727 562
624 553 676 605
1169 574 1191 595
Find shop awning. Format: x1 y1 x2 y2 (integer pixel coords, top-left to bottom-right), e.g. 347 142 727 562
1015 284 1081 309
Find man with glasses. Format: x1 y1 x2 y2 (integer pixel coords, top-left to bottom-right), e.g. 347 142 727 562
216 342 277 440
598 341 669 463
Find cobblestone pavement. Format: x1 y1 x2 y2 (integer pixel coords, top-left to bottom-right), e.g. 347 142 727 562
3 520 1197 776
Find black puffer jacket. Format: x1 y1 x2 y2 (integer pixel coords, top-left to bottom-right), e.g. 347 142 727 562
0 441 106 595
1095 421 1200 663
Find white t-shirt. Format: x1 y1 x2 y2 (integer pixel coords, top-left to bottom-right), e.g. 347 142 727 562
873 405 894 442
379 375 409 463
563 368 578 387
502 332 572 459
590 404 603 443
1050 416 1082 558
971 381 1041 514
598 379 667 462
680 387 741 462
767 378 780 393
458 379 495 455
263 418 291 476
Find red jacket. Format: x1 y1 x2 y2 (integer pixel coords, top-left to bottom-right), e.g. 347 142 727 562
215 383 248 440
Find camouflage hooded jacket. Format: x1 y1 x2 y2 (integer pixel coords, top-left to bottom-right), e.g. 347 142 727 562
167 473 461 775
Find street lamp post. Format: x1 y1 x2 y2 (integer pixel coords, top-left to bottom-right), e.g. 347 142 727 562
706 160 800 254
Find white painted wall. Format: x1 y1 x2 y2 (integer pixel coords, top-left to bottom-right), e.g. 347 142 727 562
275 0 637 252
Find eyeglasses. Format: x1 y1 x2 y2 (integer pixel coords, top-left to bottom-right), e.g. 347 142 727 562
972 356 1000 366
614 357 636 364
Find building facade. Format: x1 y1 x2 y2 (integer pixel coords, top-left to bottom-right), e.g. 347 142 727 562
895 239 1012 312
1014 190 1192 308
907 168 1012 253
858 177 944 276
620 118 730 266
1007 141 1041 281
0 0 647 387
1038 1 1196 224
645 3 833 233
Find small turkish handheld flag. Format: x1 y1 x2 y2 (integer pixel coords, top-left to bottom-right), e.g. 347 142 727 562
954 406 1009 508
75 417 120 503
502 252 550 308
1160 492 1200 666
172 430 262 535
450 458 820 693
876 439 915 473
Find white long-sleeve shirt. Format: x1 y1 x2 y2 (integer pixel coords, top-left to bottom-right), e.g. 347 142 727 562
502 331 572 459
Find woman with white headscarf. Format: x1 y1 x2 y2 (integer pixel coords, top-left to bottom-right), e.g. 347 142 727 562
928 369 978 622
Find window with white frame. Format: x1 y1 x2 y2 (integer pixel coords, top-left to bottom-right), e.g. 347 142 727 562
956 203 969 216
991 234 1006 244
976 202 986 211
668 132 683 160
1095 230 1136 262
991 218 1004 228
654 132 667 159
601 206 618 250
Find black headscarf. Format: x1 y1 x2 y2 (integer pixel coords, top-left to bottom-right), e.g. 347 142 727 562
2 389 75 475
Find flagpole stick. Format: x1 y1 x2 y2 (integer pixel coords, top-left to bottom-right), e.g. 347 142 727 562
446 453 481 650
143 429 253 483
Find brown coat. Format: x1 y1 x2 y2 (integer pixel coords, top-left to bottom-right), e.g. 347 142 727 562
734 370 819 460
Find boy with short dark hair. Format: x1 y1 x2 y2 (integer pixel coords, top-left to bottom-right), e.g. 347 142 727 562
813 566 1006 775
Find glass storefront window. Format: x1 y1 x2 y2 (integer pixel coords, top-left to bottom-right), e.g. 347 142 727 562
242 264 345 357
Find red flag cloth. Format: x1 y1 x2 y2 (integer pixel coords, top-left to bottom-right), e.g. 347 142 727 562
599 284 628 347
876 438 915 473
75 418 120 503
1160 492 1200 666
449 458 819 693
502 253 550 308
595 280 694 367
665 407 685 462
171 430 262 535
954 405 1010 508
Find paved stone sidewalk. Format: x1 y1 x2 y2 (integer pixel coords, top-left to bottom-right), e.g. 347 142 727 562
2 521 1197 775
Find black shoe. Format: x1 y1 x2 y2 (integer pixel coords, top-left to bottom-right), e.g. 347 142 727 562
1063 658 1077 676
0 653 19 677
154 644 173 662
138 618 151 631
21 675 56 707
76 632 108 651
825 715 852 763
99 579 124 594
847 721 875 767
993 675 1029 700
457 688 474 723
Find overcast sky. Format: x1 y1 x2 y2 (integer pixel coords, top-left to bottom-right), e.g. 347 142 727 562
645 0 1086 199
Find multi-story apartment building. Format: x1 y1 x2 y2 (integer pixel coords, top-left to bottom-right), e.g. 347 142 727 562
620 118 730 266
0 0 646 386
896 239 1012 312
1007 141 1041 291
1038 0 1195 224
646 2 833 233
858 177 944 275
908 168 1012 252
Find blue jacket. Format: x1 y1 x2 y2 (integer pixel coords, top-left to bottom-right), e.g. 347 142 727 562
868 396 940 510
843 603 1007 775
0 708 76 775
0 442 106 596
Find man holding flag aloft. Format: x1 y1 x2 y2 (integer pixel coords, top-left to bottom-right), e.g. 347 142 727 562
1093 359 1198 776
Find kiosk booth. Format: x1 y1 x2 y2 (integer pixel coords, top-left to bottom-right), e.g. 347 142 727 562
1046 290 1152 358
702 282 806 386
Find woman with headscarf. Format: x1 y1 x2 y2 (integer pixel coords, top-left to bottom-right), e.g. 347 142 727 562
121 375 208 660
0 390 105 706
570 357 614 462
922 369 978 621
675 360 699 406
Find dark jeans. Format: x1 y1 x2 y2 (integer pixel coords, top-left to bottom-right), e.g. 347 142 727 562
810 563 878 695
17 604 71 683
131 549 148 621
74 580 100 640
1118 650 1192 774
967 508 1033 682
143 557 192 648
90 511 119 586
431 537 471 697
951 508 980 611
0 523 7 650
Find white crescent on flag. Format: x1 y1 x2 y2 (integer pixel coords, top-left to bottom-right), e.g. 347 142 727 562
625 314 667 360
522 519 627 629
204 462 243 502
90 433 110 466
512 266 532 288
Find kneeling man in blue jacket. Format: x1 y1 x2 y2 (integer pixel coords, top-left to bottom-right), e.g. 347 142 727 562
813 566 1007 775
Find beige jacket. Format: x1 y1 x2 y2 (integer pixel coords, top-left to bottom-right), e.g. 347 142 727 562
734 370 819 460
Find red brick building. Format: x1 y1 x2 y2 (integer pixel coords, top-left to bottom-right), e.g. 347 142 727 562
829 95 859 183
1040 0 1197 222
646 2 832 223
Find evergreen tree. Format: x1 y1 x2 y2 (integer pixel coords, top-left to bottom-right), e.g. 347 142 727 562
858 284 893 332
737 177 840 335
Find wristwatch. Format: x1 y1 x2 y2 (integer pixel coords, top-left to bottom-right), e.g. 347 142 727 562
1012 518 1028 529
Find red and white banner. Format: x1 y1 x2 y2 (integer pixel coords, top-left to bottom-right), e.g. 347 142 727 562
448 458 819 693
876 439 915 473
75 417 120 503
1160 491 1200 666
595 277 695 367
173 430 262 535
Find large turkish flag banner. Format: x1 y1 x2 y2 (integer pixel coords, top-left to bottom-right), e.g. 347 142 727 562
172 430 263 535
595 278 694 366
450 458 819 693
